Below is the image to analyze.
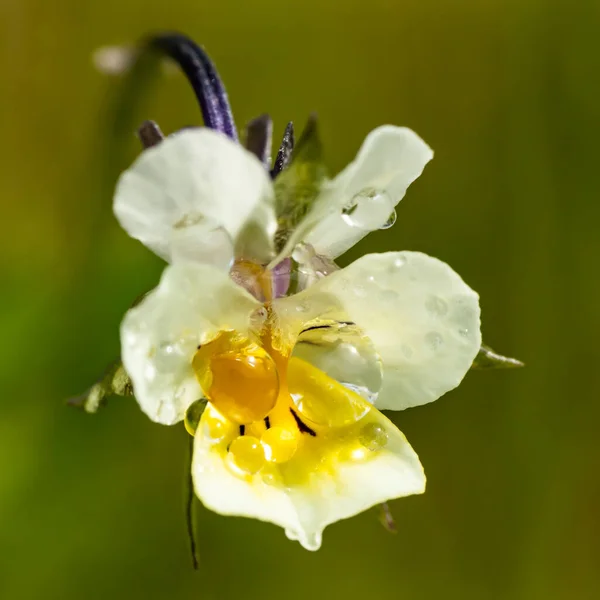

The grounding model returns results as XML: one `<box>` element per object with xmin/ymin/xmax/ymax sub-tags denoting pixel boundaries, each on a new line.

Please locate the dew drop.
<box><xmin>203</xmin><ymin>410</ymin><xmax>234</xmax><ymax>441</ymax></box>
<box><xmin>425</xmin><ymin>295</ymin><xmax>448</xmax><ymax>316</ymax></box>
<box><xmin>401</xmin><ymin>344</ymin><xmax>414</xmax><ymax>359</ymax></box>
<box><xmin>288</xmin><ymin>357</ymin><xmax>370</xmax><ymax>428</ymax></box>
<box><xmin>261</xmin><ymin>427</ymin><xmax>298</xmax><ymax>464</ymax></box>
<box><xmin>341</xmin><ymin>188</ymin><xmax>395</xmax><ymax>230</ymax></box>
<box><xmin>425</xmin><ymin>331</ymin><xmax>444</xmax><ymax>351</ymax></box>
<box><xmin>227</xmin><ymin>436</ymin><xmax>265</xmax><ymax>475</ymax></box>
<box><xmin>359</xmin><ymin>422</ymin><xmax>388</xmax><ymax>451</ymax></box>
<box><xmin>291</xmin><ymin>242</ymin><xmax>315</xmax><ymax>263</ymax></box>
<box><xmin>380</xmin><ymin>210</ymin><xmax>397</xmax><ymax>229</ymax></box>
<box><xmin>393</xmin><ymin>256</ymin><xmax>406</xmax><ymax>268</ymax></box>
<box><xmin>459</xmin><ymin>328</ymin><xmax>470</xmax><ymax>337</ymax></box>
<box><xmin>192</xmin><ymin>344</ymin><xmax>279</xmax><ymax>425</ymax></box>
<box><xmin>184</xmin><ymin>398</ymin><xmax>208</xmax><ymax>435</ymax></box>
<box><xmin>262</xmin><ymin>470</ymin><xmax>281</xmax><ymax>486</ymax></box>
<box><xmin>155</xmin><ymin>342</ymin><xmax>183</xmax><ymax>370</ymax></box>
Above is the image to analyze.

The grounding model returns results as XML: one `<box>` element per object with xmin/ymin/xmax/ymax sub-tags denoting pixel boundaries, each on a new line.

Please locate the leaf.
<box><xmin>67</xmin><ymin>360</ymin><xmax>133</xmax><ymax>413</ymax></box>
<box><xmin>273</xmin><ymin>115</ymin><xmax>328</xmax><ymax>251</ymax></box>
<box><xmin>471</xmin><ymin>344</ymin><xmax>525</xmax><ymax>370</ymax></box>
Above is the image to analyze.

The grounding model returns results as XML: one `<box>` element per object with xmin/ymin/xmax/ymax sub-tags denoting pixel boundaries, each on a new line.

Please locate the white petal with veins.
<box><xmin>273</xmin><ymin>251</ymin><xmax>481</xmax><ymax>411</ymax></box>
<box><xmin>277</xmin><ymin>126</ymin><xmax>433</xmax><ymax>261</ymax></box>
<box><xmin>120</xmin><ymin>263</ymin><xmax>262</xmax><ymax>425</ymax></box>
<box><xmin>193</xmin><ymin>403</ymin><xmax>424</xmax><ymax>550</ymax></box>
<box><xmin>114</xmin><ymin>128</ymin><xmax>277</xmax><ymax>268</ymax></box>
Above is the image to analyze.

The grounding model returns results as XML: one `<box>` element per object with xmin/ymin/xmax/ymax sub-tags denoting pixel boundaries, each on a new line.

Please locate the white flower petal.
<box><xmin>273</xmin><ymin>251</ymin><xmax>481</xmax><ymax>411</ymax></box>
<box><xmin>120</xmin><ymin>263</ymin><xmax>262</xmax><ymax>425</ymax></box>
<box><xmin>114</xmin><ymin>128</ymin><xmax>277</xmax><ymax>267</ymax></box>
<box><xmin>277</xmin><ymin>126</ymin><xmax>432</xmax><ymax>261</ymax></box>
<box><xmin>193</xmin><ymin>403</ymin><xmax>424</xmax><ymax>550</ymax></box>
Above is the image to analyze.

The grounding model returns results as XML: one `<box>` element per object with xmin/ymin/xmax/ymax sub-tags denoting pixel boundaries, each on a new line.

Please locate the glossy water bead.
<box><xmin>184</xmin><ymin>398</ymin><xmax>208</xmax><ymax>435</ymax></box>
<box><xmin>261</xmin><ymin>427</ymin><xmax>298</xmax><ymax>463</ymax></box>
<box><xmin>287</xmin><ymin>357</ymin><xmax>369</xmax><ymax>427</ymax></box>
<box><xmin>227</xmin><ymin>436</ymin><xmax>266</xmax><ymax>475</ymax></box>
<box><xmin>193</xmin><ymin>343</ymin><xmax>279</xmax><ymax>425</ymax></box>
<box><xmin>359</xmin><ymin>422</ymin><xmax>388</xmax><ymax>451</ymax></box>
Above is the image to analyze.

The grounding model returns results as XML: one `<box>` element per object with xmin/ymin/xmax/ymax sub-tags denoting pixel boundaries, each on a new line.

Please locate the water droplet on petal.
<box><xmin>425</xmin><ymin>295</ymin><xmax>448</xmax><ymax>316</ymax></box>
<box><xmin>393</xmin><ymin>256</ymin><xmax>406</xmax><ymax>269</ymax></box>
<box><xmin>288</xmin><ymin>357</ymin><xmax>370</xmax><ymax>427</ymax></box>
<box><xmin>341</xmin><ymin>188</ymin><xmax>395</xmax><ymax>230</ymax></box>
<box><xmin>291</xmin><ymin>242</ymin><xmax>315</xmax><ymax>263</ymax></box>
<box><xmin>154</xmin><ymin>342</ymin><xmax>184</xmax><ymax>370</ymax></box>
<box><xmin>292</xmin><ymin>324</ymin><xmax>383</xmax><ymax>404</ymax></box>
<box><xmin>227</xmin><ymin>436</ymin><xmax>265</xmax><ymax>475</ymax></box>
<box><xmin>203</xmin><ymin>410</ymin><xmax>235</xmax><ymax>441</ymax></box>
<box><xmin>380</xmin><ymin>210</ymin><xmax>397</xmax><ymax>229</ymax></box>
<box><xmin>262</xmin><ymin>470</ymin><xmax>281</xmax><ymax>486</ymax></box>
<box><xmin>184</xmin><ymin>398</ymin><xmax>208</xmax><ymax>435</ymax></box>
<box><xmin>425</xmin><ymin>331</ymin><xmax>444</xmax><ymax>351</ymax></box>
<box><xmin>401</xmin><ymin>344</ymin><xmax>414</xmax><ymax>359</ymax></box>
<box><xmin>295</xmin><ymin>302</ymin><xmax>309</xmax><ymax>313</ymax></box>
<box><xmin>192</xmin><ymin>343</ymin><xmax>279</xmax><ymax>425</ymax></box>
<box><xmin>261</xmin><ymin>427</ymin><xmax>298</xmax><ymax>463</ymax></box>
<box><xmin>359</xmin><ymin>422</ymin><xmax>388</xmax><ymax>451</ymax></box>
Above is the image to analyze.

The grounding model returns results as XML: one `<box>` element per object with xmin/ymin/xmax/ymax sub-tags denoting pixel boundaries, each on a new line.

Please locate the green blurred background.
<box><xmin>2</xmin><ymin>0</ymin><xmax>599</xmax><ymax>598</ymax></box>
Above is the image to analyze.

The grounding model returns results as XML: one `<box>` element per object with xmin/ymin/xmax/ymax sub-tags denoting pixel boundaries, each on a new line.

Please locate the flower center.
<box><xmin>190</xmin><ymin>325</ymin><xmax>387</xmax><ymax>478</ymax></box>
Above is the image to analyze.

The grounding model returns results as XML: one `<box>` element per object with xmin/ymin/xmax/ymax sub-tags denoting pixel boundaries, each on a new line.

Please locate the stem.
<box><xmin>146</xmin><ymin>32</ymin><xmax>238</xmax><ymax>140</ymax></box>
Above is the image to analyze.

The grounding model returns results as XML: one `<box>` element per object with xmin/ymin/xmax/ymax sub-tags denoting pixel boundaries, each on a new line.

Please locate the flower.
<box><xmin>116</xmin><ymin>124</ymin><xmax>481</xmax><ymax>550</ymax></box>
<box><xmin>96</xmin><ymin>32</ymin><xmax>483</xmax><ymax>552</ymax></box>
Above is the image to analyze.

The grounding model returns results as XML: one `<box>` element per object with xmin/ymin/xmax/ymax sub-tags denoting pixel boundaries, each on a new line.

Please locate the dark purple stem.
<box><xmin>146</xmin><ymin>33</ymin><xmax>238</xmax><ymax>141</ymax></box>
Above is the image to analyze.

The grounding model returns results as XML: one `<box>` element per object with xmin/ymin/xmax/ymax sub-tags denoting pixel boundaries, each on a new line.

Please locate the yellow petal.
<box><xmin>192</xmin><ymin>358</ymin><xmax>425</xmax><ymax>550</ymax></box>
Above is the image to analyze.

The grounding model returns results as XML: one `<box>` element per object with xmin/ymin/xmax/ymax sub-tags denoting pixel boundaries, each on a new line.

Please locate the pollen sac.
<box><xmin>192</xmin><ymin>336</ymin><xmax>279</xmax><ymax>425</ymax></box>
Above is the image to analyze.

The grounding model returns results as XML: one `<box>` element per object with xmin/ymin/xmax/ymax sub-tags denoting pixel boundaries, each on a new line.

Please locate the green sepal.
<box><xmin>471</xmin><ymin>344</ymin><xmax>524</xmax><ymax>370</ymax></box>
<box><xmin>68</xmin><ymin>360</ymin><xmax>133</xmax><ymax>413</ymax></box>
<box><xmin>274</xmin><ymin>115</ymin><xmax>328</xmax><ymax>251</ymax></box>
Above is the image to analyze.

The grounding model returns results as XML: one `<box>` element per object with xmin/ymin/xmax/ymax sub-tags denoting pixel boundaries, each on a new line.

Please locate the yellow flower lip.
<box><xmin>192</xmin><ymin>326</ymin><xmax>395</xmax><ymax>482</ymax></box>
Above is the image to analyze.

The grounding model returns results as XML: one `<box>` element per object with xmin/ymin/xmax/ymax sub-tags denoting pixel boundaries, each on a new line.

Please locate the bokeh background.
<box><xmin>2</xmin><ymin>0</ymin><xmax>599</xmax><ymax>598</ymax></box>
